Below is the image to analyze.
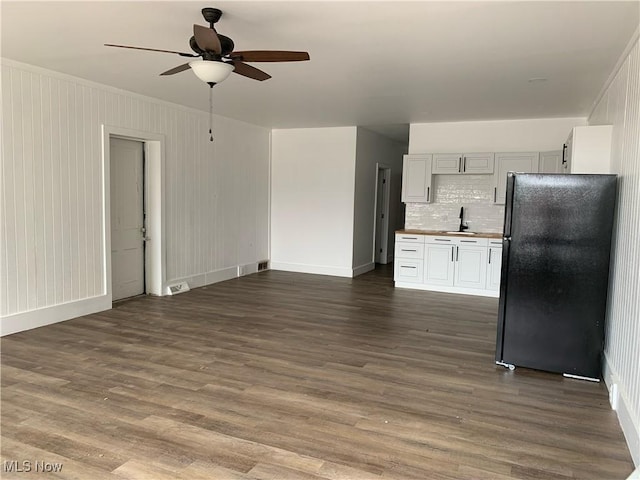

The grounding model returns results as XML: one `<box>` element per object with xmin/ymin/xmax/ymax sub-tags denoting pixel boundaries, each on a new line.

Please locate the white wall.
<box><xmin>353</xmin><ymin>128</ymin><xmax>407</xmax><ymax>272</ymax></box>
<box><xmin>589</xmin><ymin>35</ymin><xmax>640</xmax><ymax>467</ymax></box>
<box><xmin>0</xmin><ymin>59</ymin><xmax>270</xmax><ymax>335</ymax></box>
<box><xmin>270</xmin><ymin>127</ymin><xmax>357</xmax><ymax>277</ymax></box>
<box><xmin>406</xmin><ymin>117</ymin><xmax>587</xmax><ymax>232</ymax></box>
<box><xmin>409</xmin><ymin>117</ymin><xmax>587</xmax><ymax>153</ymax></box>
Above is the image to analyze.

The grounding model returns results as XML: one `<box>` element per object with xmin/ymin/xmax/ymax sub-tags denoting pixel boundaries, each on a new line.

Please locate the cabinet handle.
<box><xmin>458</xmin><ymin>157</ymin><xmax>462</xmax><ymax>173</ymax></box>
<box><xmin>460</xmin><ymin>240</ymin><xmax>476</xmax><ymax>243</ymax></box>
<box><xmin>401</xmin><ymin>249</ymin><xmax>417</xmax><ymax>252</ymax></box>
<box><xmin>427</xmin><ymin>186</ymin><xmax>430</xmax><ymax>202</ymax></box>
<box><xmin>402</xmin><ymin>236</ymin><xmax>418</xmax><ymax>240</ymax></box>
<box><xmin>435</xmin><ymin>238</ymin><xmax>451</xmax><ymax>242</ymax></box>
<box><xmin>463</xmin><ymin>157</ymin><xmax>467</xmax><ymax>172</ymax></box>
<box><xmin>456</xmin><ymin>246</ymin><xmax>459</xmax><ymax>262</ymax></box>
<box><xmin>402</xmin><ymin>265</ymin><xmax>417</xmax><ymax>269</ymax></box>
<box><xmin>451</xmin><ymin>246</ymin><xmax>455</xmax><ymax>261</ymax></box>
<box><xmin>488</xmin><ymin>248</ymin><xmax>492</xmax><ymax>264</ymax></box>
<box><xmin>494</xmin><ymin>187</ymin><xmax>497</xmax><ymax>202</ymax></box>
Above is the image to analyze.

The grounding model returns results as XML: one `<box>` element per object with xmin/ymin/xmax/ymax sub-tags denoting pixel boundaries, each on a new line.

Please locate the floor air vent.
<box><xmin>258</xmin><ymin>261</ymin><xmax>269</xmax><ymax>271</ymax></box>
<box><xmin>165</xmin><ymin>282</ymin><xmax>190</xmax><ymax>295</ymax></box>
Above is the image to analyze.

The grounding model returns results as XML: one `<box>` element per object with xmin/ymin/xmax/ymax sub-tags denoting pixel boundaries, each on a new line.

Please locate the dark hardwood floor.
<box><xmin>1</xmin><ymin>265</ymin><xmax>634</xmax><ymax>479</ymax></box>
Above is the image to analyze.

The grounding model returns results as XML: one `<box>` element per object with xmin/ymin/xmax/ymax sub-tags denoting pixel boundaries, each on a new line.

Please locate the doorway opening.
<box><xmin>102</xmin><ymin>126</ymin><xmax>165</xmax><ymax>303</ymax></box>
<box><xmin>374</xmin><ymin>165</ymin><xmax>391</xmax><ymax>264</ymax></box>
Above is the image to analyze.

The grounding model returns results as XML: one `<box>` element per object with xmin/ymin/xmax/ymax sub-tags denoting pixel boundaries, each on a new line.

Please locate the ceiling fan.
<box><xmin>105</xmin><ymin>7</ymin><xmax>310</xmax><ymax>85</ymax></box>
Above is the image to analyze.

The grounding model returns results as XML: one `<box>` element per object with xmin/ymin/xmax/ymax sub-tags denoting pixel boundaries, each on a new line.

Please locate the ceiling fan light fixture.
<box><xmin>189</xmin><ymin>60</ymin><xmax>234</xmax><ymax>85</ymax></box>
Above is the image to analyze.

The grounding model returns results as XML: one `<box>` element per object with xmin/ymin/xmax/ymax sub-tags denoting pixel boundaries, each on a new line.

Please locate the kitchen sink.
<box><xmin>444</xmin><ymin>231</ymin><xmax>477</xmax><ymax>235</ymax></box>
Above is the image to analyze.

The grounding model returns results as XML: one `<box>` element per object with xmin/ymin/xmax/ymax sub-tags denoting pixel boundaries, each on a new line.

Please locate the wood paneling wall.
<box><xmin>589</xmin><ymin>36</ymin><xmax>640</xmax><ymax>465</ymax></box>
<box><xmin>1</xmin><ymin>59</ymin><xmax>270</xmax><ymax>319</ymax></box>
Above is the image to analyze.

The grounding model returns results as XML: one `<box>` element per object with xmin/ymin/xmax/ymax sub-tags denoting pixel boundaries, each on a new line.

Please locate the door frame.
<box><xmin>373</xmin><ymin>164</ymin><xmax>392</xmax><ymax>264</ymax></box>
<box><xmin>102</xmin><ymin>125</ymin><xmax>166</xmax><ymax>299</ymax></box>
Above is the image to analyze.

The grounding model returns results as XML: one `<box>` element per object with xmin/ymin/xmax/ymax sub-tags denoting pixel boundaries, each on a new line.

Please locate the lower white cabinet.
<box><xmin>424</xmin><ymin>243</ymin><xmax>455</xmax><ymax>286</ymax></box>
<box><xmin>486</xmin><ymin>240</ymin><xmax>503</xmax><ymax>292</ymax></box>
<box><xmin>394</xmin><ymin>233</ymin><xmax>499</xmax><ymax>298</ymax></box>
<box><xmin>394</xmin><ymin>242</ymin><xmax>425</xmax><ymax>283</ymax></box>
<box><xmin>454</xmin><ymin>241</ymin><xmax>488</xmax><ymax>290</ymax></box>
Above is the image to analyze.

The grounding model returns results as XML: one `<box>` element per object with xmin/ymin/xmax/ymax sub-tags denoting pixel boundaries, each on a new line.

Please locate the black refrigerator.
<box><xmin>495</xmin><ymin>173</ymin><xmax>617</xmax><ymax>380</ymax></box>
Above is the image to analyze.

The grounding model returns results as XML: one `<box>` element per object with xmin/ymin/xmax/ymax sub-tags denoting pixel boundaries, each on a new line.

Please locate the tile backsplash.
<box><xmin>405</xmin><ymin>174</ymin><xmax>505</xmax><ymax>233</ymax></box>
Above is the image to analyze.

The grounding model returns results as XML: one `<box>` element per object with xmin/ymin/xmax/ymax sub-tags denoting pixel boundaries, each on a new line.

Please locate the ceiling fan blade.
<box><xmin>104</xmin><ymin>44</ymin><xmax>196</xmax><ymax>57</ymax></box>
<box><xmin>229</xmin><ymin>51</ymin><xmax>310</xmax><ymax>62</ymax></box>
<box><xmin>160</xmin><ymin>63</ymin><xmax>192</xmax><ymax>76</ymax></box>
<box><xmin>193</xmin><ymin>24</ymin><xmax>222</xmax><ymax>54</ymax></box>
<box><xmin>231</xmin><ymin>61</ymin><xmax>271</xmax><ymax>81</ymax></box>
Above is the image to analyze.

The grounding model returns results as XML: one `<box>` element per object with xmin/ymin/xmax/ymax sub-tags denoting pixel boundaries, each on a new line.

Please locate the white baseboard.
<box><xmin>2</xmin><ymin>262</ymin><xmax>266</xmax><ymax>337</ymax></box>
<box><xmin>270</xmin><ymin>262</ymin><xmax>353</xmax><ymax>278</ymax></box>
<box><xmin>167</xmin><ymin>264</ymin><xmax>260</xmax><ymax>290</ymax></box>
<box><xmin>1</xmin><ymin>295</ymin><xmax>112</xmax><ymax>336</ymax></box>
<box><xmin>238</xmin><ymin>262</ymin><xmax>259</xmax><ymax>276</ymax></box>
<box><xmin>352</xmin><ymin>262</ymin><xmax>375</xmax><ymax>277</ymax></box>
<box><xmin>603</xmin><ymin>353</ymin><xmax>640</xmax><ymax>467</ymax></box>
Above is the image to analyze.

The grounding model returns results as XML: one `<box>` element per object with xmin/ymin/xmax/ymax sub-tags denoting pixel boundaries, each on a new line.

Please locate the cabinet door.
<box><xmin>432</xmin><ymin>154</ymin><xmax>462</xmax><ymax>174</ymax></box>
<box><xmin>539</xmin><ymin>151</ymin><xmax>563</xmax><ymax>174</ymax></box>
<box><xmin>493</xmin><ymin>152</ymin><xmax>539</xmax><ymax>204</ymax></box>
<box><xmin>486</xmin><ymin>245</ymin><xmax>502</xmax><ymax>291</ymax></box>
<box><xmin>463</xmin><ymin>153</ymin><xmax>494</xmax><ymax>174</ymax></box>
<box><xmin>424</xmin><ymin>244</ymin><xmax>455</xmax><ymax>286</ymax></box>
<box><xmin>454</xmin><ymin>245</ymin><xmax>487</xmax><ymax>289</ymax></box>
<box><xmin>402</xmin><ymin>154</ymin><xmax>433</xmax><ymax>203</ymax></box>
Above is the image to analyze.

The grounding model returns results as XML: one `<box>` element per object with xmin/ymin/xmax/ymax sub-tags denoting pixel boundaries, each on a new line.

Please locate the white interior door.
<box><xmin>110</xmin><ymin>137</ymin><xmax>145</xmax><ymax>301</ymax></box>
<box><xmin>374</xmin><ymin>167</ymin><xmax>390</xmax><ymax>264</ymax></box>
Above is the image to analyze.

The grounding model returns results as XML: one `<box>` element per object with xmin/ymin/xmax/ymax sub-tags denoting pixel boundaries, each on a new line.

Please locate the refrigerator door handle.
<box><xmin>503</xmin><ymin>173</ymin><xmax>516</xmax><ymax>236</ymax></box>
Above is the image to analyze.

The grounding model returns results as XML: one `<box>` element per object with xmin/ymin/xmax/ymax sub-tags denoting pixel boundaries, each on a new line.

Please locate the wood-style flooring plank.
<box><xmin>1</xmin><ymin>266</ymin><xmax>634</xmax><ymax>479</ymax></box>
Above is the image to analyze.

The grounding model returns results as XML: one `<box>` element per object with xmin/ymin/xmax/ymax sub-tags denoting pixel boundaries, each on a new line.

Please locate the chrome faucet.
<box><xmin>459</xmin><ymin>207</ymin><xmax>469</xmax><ymax>232</ymax></box>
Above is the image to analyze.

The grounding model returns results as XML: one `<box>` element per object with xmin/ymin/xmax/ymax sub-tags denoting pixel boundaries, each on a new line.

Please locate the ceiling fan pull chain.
<box><xmin>209</xmin><ymin>85</ymin><xmax>214</xmax><ymax>142</ymax></box>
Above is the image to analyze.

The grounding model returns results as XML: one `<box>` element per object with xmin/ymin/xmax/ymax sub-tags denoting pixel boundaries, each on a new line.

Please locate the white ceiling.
<box><xmin>2</xmin><ymin>1</ymin><xmax>638</xmax><ymax>142</ymax></box>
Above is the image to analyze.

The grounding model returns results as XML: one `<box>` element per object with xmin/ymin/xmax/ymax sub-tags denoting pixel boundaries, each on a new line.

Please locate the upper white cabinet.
<box><xmin>432</xmin><ymin>153</ymin><xmax>494</xmax><ymax>175</ymax></box>
<box><xmin>564</xmin><ymin>126</ymin><xmax>613</xmax><ymax>174</ymax></box>
<box><xmin>401</xmin><ymin>154</ymin><xmax>433</xmax><ymax>203</ymax></box>
<box><xmin>432</xmin><ymin>154</ymin><xmax>462</xmax><ymax>174</ymax></box>
<box><xmin>539</xmin><ymin>150</ymin><xmax>565</xmax><ymax>174</ymax></box>
<box><xmin>463</xmin><ymin>153</ymin><xmax>495</xmax><ymax>174</ymax></box>
<box><xmin>493</xmin><ymin>152</ymin><xmax>539</xmax><ymax>204</ymax></box>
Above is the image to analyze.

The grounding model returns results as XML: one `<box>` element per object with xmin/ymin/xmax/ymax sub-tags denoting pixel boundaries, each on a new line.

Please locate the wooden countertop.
<box><xmin>396</xmin><ymin>229</ymin><xmax>503</xmax><ymax>239</ymax></box>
